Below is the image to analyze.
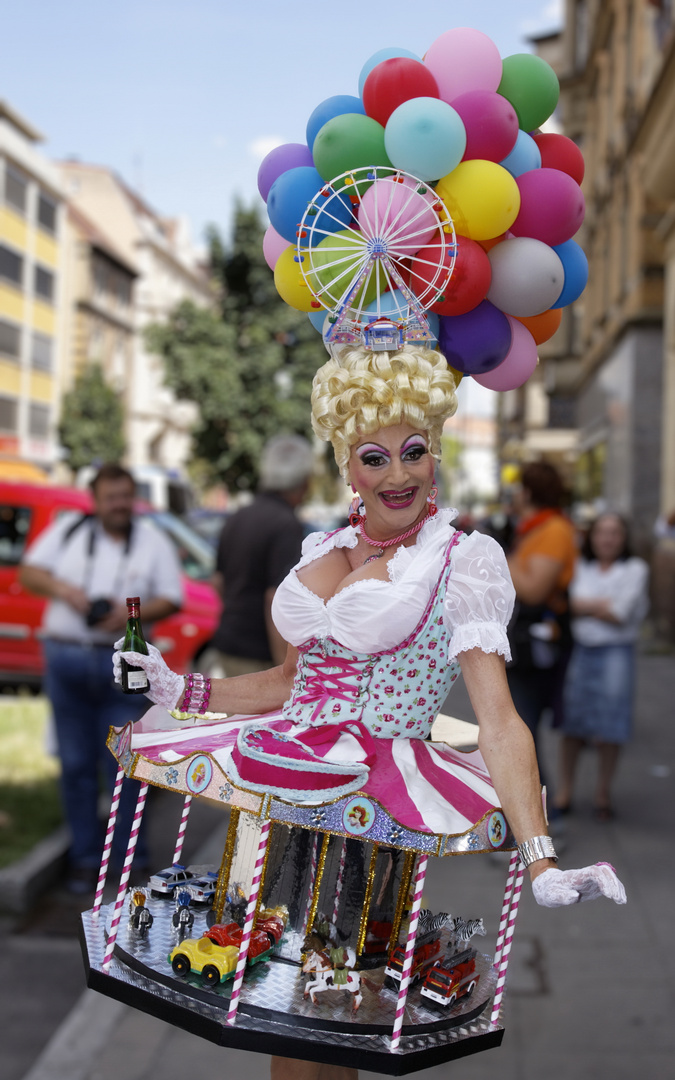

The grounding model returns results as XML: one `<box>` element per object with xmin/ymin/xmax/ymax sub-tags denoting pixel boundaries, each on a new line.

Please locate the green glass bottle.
<box><xmin>121</xmin><ymin>596</ymin><xmax>149</xmax><ymax>694</ymax></box>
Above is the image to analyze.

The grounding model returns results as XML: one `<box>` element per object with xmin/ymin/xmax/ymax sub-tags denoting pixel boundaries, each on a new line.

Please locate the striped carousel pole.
<box><xmin>93</xmin><ymin>766</ymin><xmax>125</xmax><ymax>918</ymax></box>
<box><xmin>490</xmin><ymin>851</ymin><xmax>525</xmax><ymax>1027</ymax></box>
<box><xmin>390</xmin><ymin>853</ymin><xmax>428</xmax><ymax>1052</ymax></box>
<box><xmin>301</xmin><ymin>832</ymin><xmax>320</xmax><ymax>936</ymax></box>
<box><xmin>102</xmin><ymin>782</ymin><xmax>149</xmax><ymax>971</ymax></box>
<box><xmin>226</xmin><ymin>818</ymin><xmax>272</xmax><ymax>1026</ymax></box>
<box><xmin>331</xmin><ymin>837</ymin><xmax>347</xmax><ymax>927</ymax></box>
<box><xmin>172</xmin><ymin>795</ymin><xmax>193</xmax><ymax>865</ymax></box>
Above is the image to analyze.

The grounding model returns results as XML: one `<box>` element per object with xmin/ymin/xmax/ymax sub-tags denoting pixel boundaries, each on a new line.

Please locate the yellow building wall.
<box><xmin>0</xmin><ymin>359</ymin><xmax>22</xmax><ymax>395</ymax></box>
<box><xmin>32</xmin><ymin>300</ymin><xmax>55</xmax><ymax>335</ymax></box>
<box><xmin>0</xmin><ymin>206</ymin><xmax>28</xmax><ymax>250</ymax></box>
<box><xmin>29</xmin><ymin>371</ymin><xmax>53</xmax><ymax>403</ymax></box>
<box><xmin>0</xmin><ymin>283</ymin><xmax>24</xmax><ymax>322</ymax></box>
<box><xmin>35</xmin><ymin>230</ymin><xmax>58</xmax><ymax>267</ymax></box>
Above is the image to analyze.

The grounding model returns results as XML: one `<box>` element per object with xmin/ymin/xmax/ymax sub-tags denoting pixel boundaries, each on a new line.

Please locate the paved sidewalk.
<box><xmin>9</xmin><ymin>654</ymin><xmax>675</xmax><ymax>1080</ymax></box>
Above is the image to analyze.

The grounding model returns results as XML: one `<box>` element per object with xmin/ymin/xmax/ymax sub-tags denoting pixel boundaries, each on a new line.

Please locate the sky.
<box><xmin>3</xmin><ymin>0</ymin><xmax>563</xmax><ymax>247</ymax></box>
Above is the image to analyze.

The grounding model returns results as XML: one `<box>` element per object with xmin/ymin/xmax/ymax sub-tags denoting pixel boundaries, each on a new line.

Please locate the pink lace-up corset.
<box><xmin>282</xmin><ymin>534</ymin><xmax>462</xmax><ymax>739</ymax></box>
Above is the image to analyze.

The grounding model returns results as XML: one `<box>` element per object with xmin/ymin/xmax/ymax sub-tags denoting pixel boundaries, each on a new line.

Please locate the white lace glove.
<box><xmin>113</xmin><ymin>640</ymin><xmax>185</xmax><ymax>710</ymax></box>
<box><xmin>532</xmin><ymin>863</ymin><xmax>627</xmax><ymax>908</ymax></box>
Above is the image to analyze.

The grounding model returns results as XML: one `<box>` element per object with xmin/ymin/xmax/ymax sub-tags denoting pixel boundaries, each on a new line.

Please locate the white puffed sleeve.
<box><xmin>444</xmin><ymin>532</ymin><xmax>515</xmax><ymax>662</ymax></box>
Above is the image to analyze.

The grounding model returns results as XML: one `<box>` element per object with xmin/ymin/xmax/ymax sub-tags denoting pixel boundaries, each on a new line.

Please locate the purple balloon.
<box><xmin>438</xmin><ymin>300</ymin><xmax>513</xmax><ymax>374</ymax></box>
<box><xmin>510</xmin><ymin>168</ymin><xmax>585</xmax><ymax>246</ymax></box>
<box><xmin>257</xmin><ymin>143</ymin><xmax>313</xmax><ymax>201</ymax></box>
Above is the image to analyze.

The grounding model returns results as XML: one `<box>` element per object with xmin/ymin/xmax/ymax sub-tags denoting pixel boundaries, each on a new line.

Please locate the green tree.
<box><xmin>146</xmin><ymin>202</ymin><xmax>326</xmax><ymax>491</ymax></box>
<box><xmin>58</xmin><ymin>363</ymin><xmax>125</xmax><ymax>470</ymax></box>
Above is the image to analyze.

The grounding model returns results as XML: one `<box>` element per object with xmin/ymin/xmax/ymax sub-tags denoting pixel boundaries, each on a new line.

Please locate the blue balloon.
<box><xmin>500</xmin><ymin>130</ymin><xmax>542</xmax><ymax>178</ymax></box>
<box><xmin>551</xmin><ymin>239</ymin><xmax>589</xmax><ymax>308</ymax></box>
<box><xmin>438</xmin><ymin>300</ymin><xmax>512</xmax><ymax>374</ymax></box>
<box><xmin>307</xmin><ymin>95</ymin><xmax>366</xmax><ymax>151</ymax></box>
<box><xmin>308</xmin><ymin>310</ymin><xmax>327</xmax><ymax>333</ymax></box>
<box><xmin>365</xmin><ymin>289</ymin><xmax>410</xmax><ymax>320</ymax></box>
<box><xmin>358</xmin><ymin>47</ymin><xmax>421</xmax><ymax>96</ymax></box>
<box><xmin>267</xmin><ymin>166</ymin><xmax>352</xmax><ymax>246</ymax></box>
<box><xmin>426</xmin><ymin>311</ymin><xmax>440</xmax><ymax>345</ymax></box>
<box><xmin>385</xmin><ymin>98</ymin><xmax>466</xmax><ymax>181</ymax></box>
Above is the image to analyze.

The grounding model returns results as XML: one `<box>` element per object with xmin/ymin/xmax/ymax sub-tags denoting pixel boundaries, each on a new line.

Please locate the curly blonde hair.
<box><xmin>311</xmin><ymin>345</ymin><xmax>459</xmax><ymax>478</ymax></box>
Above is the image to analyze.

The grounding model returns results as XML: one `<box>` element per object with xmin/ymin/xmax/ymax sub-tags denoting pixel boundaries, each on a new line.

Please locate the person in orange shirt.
<box><xmin>506</xmin><ymin>462</ymin><xmax>578</xmax><ymax>782</ymax></box>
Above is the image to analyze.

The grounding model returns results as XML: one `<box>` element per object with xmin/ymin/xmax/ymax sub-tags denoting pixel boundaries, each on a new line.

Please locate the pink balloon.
<box><xmin>424</xmin><ymin>28</ymin><xmax>502</xmax><ymax>104</ymax></box>
<box><xmin>451</xmin><ymin>90</ymin><xmax>519</xmax><ymax>163</ymax></box>
<box><xmin>357</xmin><ymin>176</ymin><xmax>438</xmax><ymax>258</ymax></box>
<box><xmin>263</xmin><ymin>225</ymin><xmax>290</xmax><ymax>270</ymax></box>
<box><xmin>473</xmin><ymin>317</ymin><xmax>538</xmax><ymax>390</ymax></box>
<box><xmin>510</xmin><ymin>169</ymin><xmax>585</xmax><ymax>247</ymax></box>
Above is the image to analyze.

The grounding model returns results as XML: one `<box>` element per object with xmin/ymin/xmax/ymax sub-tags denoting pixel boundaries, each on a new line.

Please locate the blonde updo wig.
<box><xmin>311</xmin><ymin>345</ymin><xmax>459</xmax><ymax>478</ymax></box>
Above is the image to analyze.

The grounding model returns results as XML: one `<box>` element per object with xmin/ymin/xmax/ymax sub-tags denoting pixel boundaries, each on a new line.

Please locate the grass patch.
<box><xmin>0</xmin><ymin>696</ymin><xmax>63</xmax><ymax>869</ymax></box>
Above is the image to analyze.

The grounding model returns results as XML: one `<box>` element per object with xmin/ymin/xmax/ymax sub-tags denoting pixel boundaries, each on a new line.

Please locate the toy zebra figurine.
<box><xmin>417</xmin><ymin>910</ymin><xmax>453</xmax><ymax>939</ymax></box>
<box><xmin>452</xmin><ymin>917</ymin><xmax>486</xmax><ymax>944</ymax></box>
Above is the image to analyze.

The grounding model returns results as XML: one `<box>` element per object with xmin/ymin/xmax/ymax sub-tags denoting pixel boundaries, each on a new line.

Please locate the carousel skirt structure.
<box><xmin>81</xmin><ymin>712</ymin><xmax>527</xmax><ymax>1073</ymax></box>
<box><xmin>80</xmin><ymin>895</ymin><xmax>503</xmax><ymax>1074</ymax></box>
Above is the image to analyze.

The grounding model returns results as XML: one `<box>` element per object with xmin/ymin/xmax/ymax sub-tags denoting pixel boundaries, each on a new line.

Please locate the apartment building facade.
<box><xmin>0</xmin><ymin>101</ymin><xmax>64</xmax><ymax>474</ymax></box>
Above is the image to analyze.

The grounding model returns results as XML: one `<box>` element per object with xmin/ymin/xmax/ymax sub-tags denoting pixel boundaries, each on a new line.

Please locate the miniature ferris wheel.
<box><xmin>297</xmin><ymin>166</ymin><xmax>457</xmax><ymax>348</ymax></box>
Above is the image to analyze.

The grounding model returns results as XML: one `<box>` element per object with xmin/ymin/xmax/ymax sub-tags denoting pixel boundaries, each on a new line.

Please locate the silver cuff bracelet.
<box><xmin>517</xmin><ymin>835</ymin><xmax>558</xmax><ymax>867</ymax></box>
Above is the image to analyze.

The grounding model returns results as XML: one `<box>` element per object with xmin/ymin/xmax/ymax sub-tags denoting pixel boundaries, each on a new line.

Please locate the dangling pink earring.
<box><xmin>427</xmin><ymin>485</ymin><xmax>438</xmax><ymax>517</ymax></box>
<box><xmin>349</xmin><ymin>496</ymin><xmax>363</xmax><ymax>528</ymax></box>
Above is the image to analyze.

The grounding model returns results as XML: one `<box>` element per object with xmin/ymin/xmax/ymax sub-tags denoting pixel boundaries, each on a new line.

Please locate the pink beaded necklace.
<box><xmin>358</xmin><ymin>510</ymin><xmax>432</xmax><ymax>563</ymax></box>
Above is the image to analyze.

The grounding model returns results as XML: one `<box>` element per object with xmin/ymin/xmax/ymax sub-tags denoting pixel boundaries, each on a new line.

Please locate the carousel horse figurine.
<box><xmin>302</xmin><ymin>920</ymin><xmax>362</xmax><ymax>1012</ymax></box>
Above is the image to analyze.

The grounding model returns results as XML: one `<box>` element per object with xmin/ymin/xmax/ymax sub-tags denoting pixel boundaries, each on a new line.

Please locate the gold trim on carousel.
<box><xmin>356</xmin><ymin>843</ymin><xmax>380</xmax><ymax>957</ymax></box>
<box><xmin>388</xmin><ymin>849</ymin><xmax>415</xmax><ymax>953</ymax></box>
<box><xmin>213</xmin><ymin>807</ymin><xmax>240</xmax><ymax>922</ymax></box>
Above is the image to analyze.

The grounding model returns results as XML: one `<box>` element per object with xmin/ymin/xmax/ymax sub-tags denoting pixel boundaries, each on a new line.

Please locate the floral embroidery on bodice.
<box><xmin>282</xmin><ymin>534</ymin><xmax>462</xmax><ymax>738</ymax></box>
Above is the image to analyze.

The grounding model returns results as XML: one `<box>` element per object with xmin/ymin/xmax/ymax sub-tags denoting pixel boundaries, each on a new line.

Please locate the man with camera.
<box><xmin>20</xmin><ymin>463</ymin><xmax>182</xmax><ymax>893</ymax></box>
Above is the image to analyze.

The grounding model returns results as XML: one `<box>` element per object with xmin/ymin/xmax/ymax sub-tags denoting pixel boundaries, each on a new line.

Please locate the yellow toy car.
<box><xmin>169</xmin><ymin>936</ymin><xmax>239</xmax><ymax>986</ymax></box>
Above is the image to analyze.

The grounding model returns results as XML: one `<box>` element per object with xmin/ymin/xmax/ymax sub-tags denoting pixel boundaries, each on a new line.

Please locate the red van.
<box><xmin>0</xmin><ymin>480</ymin><xmax>221</xmax><ymax>688</ymax></box>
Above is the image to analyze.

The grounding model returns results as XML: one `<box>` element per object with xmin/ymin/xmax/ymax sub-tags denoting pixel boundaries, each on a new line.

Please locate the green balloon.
<box><xmin>307</xmin><ymin>230</ymin><xmax>381</xmax><ymax>307</ymax></box>
<box><xmin>313</xmin><ymin>113</ymin><xmax>392</xmax><ymax>185</ymax></box>
<box><xmin>498</xmin><ymin>53</ymin><xmax>560</xmax><ymax>132</ymax></box>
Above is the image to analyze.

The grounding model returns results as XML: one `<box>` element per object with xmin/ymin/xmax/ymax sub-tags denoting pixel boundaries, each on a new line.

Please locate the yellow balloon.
<box><xmin>274</xmin><ymin>245</ymin><xmax>316</xmax><ymax>312</ymax></box>
<box><xmin>436</xmin><ymin>161</ymin><xmax>521</xmax><ymax>242</ymax></box>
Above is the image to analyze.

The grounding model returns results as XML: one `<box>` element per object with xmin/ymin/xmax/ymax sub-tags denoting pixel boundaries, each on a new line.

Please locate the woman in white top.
<box><xmin>555</xmin><ymin>513</ymin><xmax>649</xmax><ymax>820</ymax></box>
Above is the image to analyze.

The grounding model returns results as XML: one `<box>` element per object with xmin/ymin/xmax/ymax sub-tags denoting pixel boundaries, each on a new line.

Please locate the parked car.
<box><xmin>0</xmin><ymin>480</ymin><xmax>221</xmax><ymax>689</ymax></box>
<box><xmin>186</xmin><ymin>871</ymin><xmax>219</xmax><ymax>906</ymax></box>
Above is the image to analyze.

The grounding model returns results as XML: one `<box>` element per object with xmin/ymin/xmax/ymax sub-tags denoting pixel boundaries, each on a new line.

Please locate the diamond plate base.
<box><xmin>81</xmin><ymin>899</ymin><xmax>504</xmax><ymax>1075</ymax></box>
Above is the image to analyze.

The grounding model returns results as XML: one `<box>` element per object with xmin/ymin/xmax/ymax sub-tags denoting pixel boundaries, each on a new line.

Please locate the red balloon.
<box><xmin>532</xmin><ymin>133</ymin><xmax>585</xmax><ymax>185</ymax></box>
<box><xmin>451</xmin><ymin>90</ymin><xmax>519</xmax><ymax>163</ymax></box>
<box><xmin>363</xmin><ymin>57</ymin><xmax>440</xmax><ymax>127</ymax></box>
<box><xmin>410</xmin><ymin>234</ymin><xmax>491</xmax><ymax>316</ymax></box>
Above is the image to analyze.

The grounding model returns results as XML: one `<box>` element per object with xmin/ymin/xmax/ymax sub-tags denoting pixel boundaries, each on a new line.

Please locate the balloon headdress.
<box><xmin>261</xmin><ymin>26</ymin><xmax>588</xmax><ymax>394</ymax></box>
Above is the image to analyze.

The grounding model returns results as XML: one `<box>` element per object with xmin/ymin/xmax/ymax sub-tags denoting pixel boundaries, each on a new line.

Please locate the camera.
<box><xmin>86</xmin><ymin>598</ymin><xmax>113</xmax><ymax>627</ymax></box>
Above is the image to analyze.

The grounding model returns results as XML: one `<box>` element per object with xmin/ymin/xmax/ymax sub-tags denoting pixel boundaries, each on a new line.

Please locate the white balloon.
<box><xmin>487</xmin><ymin>237</ymin><xmax>564</xmax><ymax>317</ymax></box>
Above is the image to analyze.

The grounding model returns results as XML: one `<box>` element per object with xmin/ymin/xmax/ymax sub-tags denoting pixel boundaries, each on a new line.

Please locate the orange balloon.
<box><xmin>478</xmin><ymin>233</ymin><xmax>506</xmax><ymax>253</ymax></box>
<box><xmin>514</xmin><ymin>307</ymin><xmax>563</xmax><ymax>345</ymax></box>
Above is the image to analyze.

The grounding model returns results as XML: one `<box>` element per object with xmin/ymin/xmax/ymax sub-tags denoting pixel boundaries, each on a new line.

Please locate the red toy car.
<box><xmin>204</xmin><ymin>922</ymin><xmax>272</xmax><ymax>961</ymax></box>
<box><xmin>0</xmin><ymin>480</ymin><xmax>220</xmax><ymax>688</ymax></box>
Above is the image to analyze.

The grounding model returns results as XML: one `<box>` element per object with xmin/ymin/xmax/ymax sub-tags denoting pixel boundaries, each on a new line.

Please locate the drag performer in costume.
<box><xmin>114</xmin><ymin>343</ymin><xmax>625</xmax><ymax>1080</ymax></box>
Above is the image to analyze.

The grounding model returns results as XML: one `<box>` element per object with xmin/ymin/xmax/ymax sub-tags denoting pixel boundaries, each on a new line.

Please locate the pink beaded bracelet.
<box><xmin>182</xmin><ymin>673</ymin><xmax>211</xmax><ymax>714</ymax></box>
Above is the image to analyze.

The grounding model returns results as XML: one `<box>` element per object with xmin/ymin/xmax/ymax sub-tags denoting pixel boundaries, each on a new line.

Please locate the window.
<box><xmin>0</xmin><ymin>395</ymin><xmax>18</xmax><ymax>432</ymax></box>
<box><xmin>31</xmin><ymin>333</ymin><xmax>52</xmax><ymax>371</ymax></box>
<box><xmin>4</xmin><ymin>165</ymin><xmax>27</xmax><ymax>214</ymax></box>
<box><xmin>0</xmin><ymin>506</ymin><xmax>32</xmax><ymax>567</ymax></box>
<box><xmin>28</xmin><ymin>402</ymin><xmax>50</xmax><ymax>439</ymax></box>
<box><xmin>34</xmin><ymin>265</ymin><xmax>54</xmax><ymax>302</ymax></box>
<box><xmin>38</xmin><ymin>192</ymin><xmax>56</xmax><ymax>233</ymax></box>
<box><xmin>0</xmin><ymin>245</ymin><xmax>23</xmax><ymax>287</ymax></box>
<box><xmin>0</xmin><ymin>320</ymin><xmax>21</xmax><ymax>360</ymax></box>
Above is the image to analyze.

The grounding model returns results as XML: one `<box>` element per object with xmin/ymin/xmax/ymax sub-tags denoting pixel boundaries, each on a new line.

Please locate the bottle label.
<box><xmin>127</xmin><ymin>669</ymin><xmax>149</xmax><ymax>690</ymax></box>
